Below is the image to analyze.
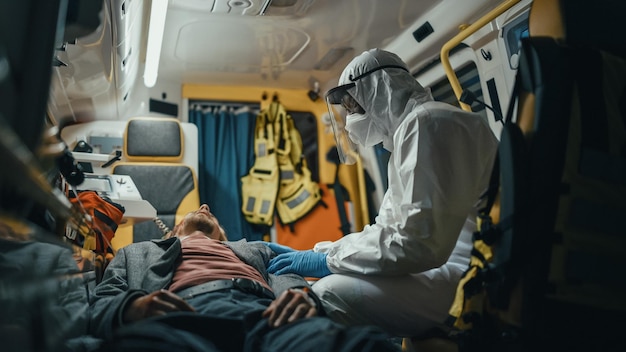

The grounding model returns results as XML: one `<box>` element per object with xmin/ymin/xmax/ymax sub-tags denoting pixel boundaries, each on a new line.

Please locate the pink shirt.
<box><xmin>168</xmin><ymin>234</ymin><xmax>271</xmax><ymax>292</ymax></box>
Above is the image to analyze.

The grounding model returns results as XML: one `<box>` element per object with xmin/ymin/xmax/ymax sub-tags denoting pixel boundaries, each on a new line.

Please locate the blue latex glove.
<box><xmin>267</xmin><ymin>250</ymin><xmax>332</xmax><ymax>278</ymax></box>
<box><xmin>263</xmin><ymin>242</ymin><xmax>297</xmax><ymax>255</ymax></box>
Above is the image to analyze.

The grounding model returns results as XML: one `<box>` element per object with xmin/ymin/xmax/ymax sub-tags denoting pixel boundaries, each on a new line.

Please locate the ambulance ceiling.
<box><xmin>55</xmin><ymin>0</ymin><xmax>509</xmax><ymax>107</ymax></box>
<box><xmin>157</xmin><ymin>0</ymin><xmax>513</xmax><ymax>91</ymax></box>
<box><xmin>159</xmin><ymin>0</ymin><xmax>444</xmax><ymax>89</ymax></box>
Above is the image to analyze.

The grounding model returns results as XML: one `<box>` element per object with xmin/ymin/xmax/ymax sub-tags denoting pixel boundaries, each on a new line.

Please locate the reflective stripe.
<box><xmin>286</xmin><ymin>189</ymin><xmax>310</xmax><ymax>209</ymax></box>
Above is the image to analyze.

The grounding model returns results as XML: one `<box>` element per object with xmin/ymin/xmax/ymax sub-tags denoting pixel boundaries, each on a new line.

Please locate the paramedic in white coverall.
<box><xmin>266</xmin><ymin>48</ymin><xmax>498</xmax><ymax>337</ymax></box>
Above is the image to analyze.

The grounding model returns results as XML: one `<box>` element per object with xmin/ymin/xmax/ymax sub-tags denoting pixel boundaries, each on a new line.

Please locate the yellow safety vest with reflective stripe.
<box><xmin>241</xmin><ymin>101</ymin><xmax>322</xmax><ymax>227</ymax></box>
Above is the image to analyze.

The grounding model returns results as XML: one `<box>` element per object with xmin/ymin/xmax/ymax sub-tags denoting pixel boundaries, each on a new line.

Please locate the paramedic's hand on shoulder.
<box><xmin>267</xmin><ymin>250</ymin><xmax>332</xmax><ymax>278</ymax></box>
<box><xmin>123</xmin><ymin>289</ymin><xmax>195</xmax><ymax>323</ymax></box>
<box><xmin>263</xmin><ymin>288</ymin><xmax>317</xmax><ymax>327</ymax></box>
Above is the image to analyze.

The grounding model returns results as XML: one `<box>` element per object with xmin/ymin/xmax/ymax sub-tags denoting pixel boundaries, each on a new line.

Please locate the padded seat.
<box><xmin>111</xmin><ymin>117</ymin><xmax>200</xmax><ymax>248</ymax></box>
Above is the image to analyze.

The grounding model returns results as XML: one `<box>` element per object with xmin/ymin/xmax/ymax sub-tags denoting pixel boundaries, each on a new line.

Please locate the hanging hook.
<box><xmin>272</xmin><ymin>93</ymin><xmax>279</xmax><ymax>102</ymax></box>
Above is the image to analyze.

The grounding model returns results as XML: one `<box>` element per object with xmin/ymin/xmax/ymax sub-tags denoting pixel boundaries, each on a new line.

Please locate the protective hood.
<box><xmin>338</xmin><ymin>48</ymin><xmax>434</xmax><ymax>151</ymax></box>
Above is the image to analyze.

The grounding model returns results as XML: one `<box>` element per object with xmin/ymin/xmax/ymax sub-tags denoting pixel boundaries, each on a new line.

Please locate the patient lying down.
<box><xmin>88</xmin><ymin>204</ymin><xmax>399</xmax><ymax>351</ymax></box>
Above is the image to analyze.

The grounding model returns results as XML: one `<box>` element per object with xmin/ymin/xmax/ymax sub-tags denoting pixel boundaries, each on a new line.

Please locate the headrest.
<box><xmin>529</xmin><ymin>0</ymin><xmax>626</xmax><ymax>58</ymax></box>
<box><xmin>528</xmin><ymin>0</ymin><xmax>564</xmax><ymax>40</ymax></box>
<box><xmin>124</xmin><ymin>117</ymin><xmax>183</xmax><ymax>162</ymax></box>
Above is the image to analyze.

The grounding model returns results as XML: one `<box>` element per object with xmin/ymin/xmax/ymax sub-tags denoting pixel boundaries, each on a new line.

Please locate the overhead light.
<box><xmin>144</xmin><ymin>0</ymin><xmax>169</xmax><ymax>88</ymax></box>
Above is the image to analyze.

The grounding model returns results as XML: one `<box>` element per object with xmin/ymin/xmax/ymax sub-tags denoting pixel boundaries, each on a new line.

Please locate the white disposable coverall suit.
<box><xmin>313</xmin><ymin>49</ymin><xmax>499</xmax><ymax>337</ymax></box>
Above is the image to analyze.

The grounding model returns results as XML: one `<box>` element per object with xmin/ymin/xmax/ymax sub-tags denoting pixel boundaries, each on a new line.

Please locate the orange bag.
<box><xmin>276</xmin><ymin>183</ymin><xmax>347</xmax><ymax>250</ymax></box>
<box><xmin>69</xmin><ymin>191</ymin><xmax>125</xmax><ymax>254</ymax></box>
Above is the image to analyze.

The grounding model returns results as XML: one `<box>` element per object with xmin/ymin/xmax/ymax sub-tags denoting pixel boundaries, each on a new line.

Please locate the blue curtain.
<box><xmin>189</xmin><ymin>105</ymin><xmax>265</xmax><ymax>241</ymax></box>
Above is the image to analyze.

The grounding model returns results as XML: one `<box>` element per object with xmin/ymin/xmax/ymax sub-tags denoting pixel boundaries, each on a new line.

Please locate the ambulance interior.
<box><xmin>2</xmin><ymin>0</ymin><xmax>625</xmax><ymax>351</ymax></box>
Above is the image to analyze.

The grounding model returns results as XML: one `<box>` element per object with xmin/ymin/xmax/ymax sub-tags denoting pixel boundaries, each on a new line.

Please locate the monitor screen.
<box><xmin>78</xmin><ymin>175</ymin><xmax>113</xmax><ymax>193</ymax></box>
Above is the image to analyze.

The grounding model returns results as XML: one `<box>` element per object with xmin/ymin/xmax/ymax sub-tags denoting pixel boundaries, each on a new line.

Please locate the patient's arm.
<box><xmin>123</xmin><ymin>289</ymin><xmax>195</xmax><ymax>323</ymax></box>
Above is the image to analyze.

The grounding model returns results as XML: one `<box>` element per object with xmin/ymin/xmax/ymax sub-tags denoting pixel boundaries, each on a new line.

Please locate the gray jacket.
<box><xmin>0</xmin><ymin>238</ymin><xmax>89</xmax><ymax>341</ymax></box>
<box><xmin>89</xmin><ymin>238</ymin><xmax>311</xmax><ymax>339</ymax></box>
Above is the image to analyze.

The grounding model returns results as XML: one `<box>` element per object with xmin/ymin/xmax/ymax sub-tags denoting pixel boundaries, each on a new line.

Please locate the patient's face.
<box><xmin>178</xmin><ymin>204</ymin><xmax>226</xmax><ymax>240</ymax></box>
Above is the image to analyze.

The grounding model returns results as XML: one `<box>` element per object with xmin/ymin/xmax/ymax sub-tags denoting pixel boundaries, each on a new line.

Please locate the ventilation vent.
<box><xmin>149</xmin><ymin>99</ymin><xmax>178</xmax><ymax>117</ymax></box>
<box><xmin>413</xmin><ymin>22</ymin><xmax>434</xmax><ymax>43</ymax></box>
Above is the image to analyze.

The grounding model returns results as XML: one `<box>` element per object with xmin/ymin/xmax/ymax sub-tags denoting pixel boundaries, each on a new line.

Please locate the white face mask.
<box><xmin>345</xmin><ymin>113</ymin><xmax>384</xmax><ymax>147</ymax></box>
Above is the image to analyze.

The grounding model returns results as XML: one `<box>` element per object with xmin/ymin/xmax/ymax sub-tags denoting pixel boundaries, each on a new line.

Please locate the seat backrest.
<box><xmin>509</xmin><ymin>1</ymin><xmax>626</xmax><ymax>348</ymax></box>
<box><xmin>111</xmin><ymin>117</ymin><xmax>200</xmax><ymax>247</ymax></box>
<box><xmin>447</xmin><ymin>0</ymin><xmax>626</xmax><ymax>350</ymax></box>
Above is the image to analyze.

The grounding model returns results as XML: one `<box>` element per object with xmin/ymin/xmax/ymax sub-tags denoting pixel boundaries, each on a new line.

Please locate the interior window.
<box><xmin>503</xmin><ymin>12</ymin><xmax>530</xmax><ymax>70</ymax></box>
<box><xmin>429</xmin><ymin>62</ymin><xmax>488</xmax><ymax>120</ymax></box>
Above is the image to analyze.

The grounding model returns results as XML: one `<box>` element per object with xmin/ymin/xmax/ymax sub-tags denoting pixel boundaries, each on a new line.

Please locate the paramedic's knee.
<box><xmin>312</xmin><ymin>274</ymin><xmax>368</xmax><ymax>326</ymax></box>
<box><xmin>312</xmin><ymin>274</ymin><xmax>356</xmax><ymax>304</ymax></box>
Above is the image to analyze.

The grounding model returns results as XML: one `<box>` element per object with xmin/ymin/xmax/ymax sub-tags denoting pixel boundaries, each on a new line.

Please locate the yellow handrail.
<box><xmin>440</xmin><ymin>0</ymin><xmax>522</xmax><ymax>111</ymax></box>
<box><xmin>355</xmin><ymin>154</ymin><xmax>369</xmax><ymax>227</ymax></box>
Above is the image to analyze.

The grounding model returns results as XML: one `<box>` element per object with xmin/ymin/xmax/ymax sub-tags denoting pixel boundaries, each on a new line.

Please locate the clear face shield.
<box><xmin>325</xmin><ymin>64</ymin><xmax>408</xmax><ymax>164</ymax></box>
<box><xmin>324</xmin><ymin>83</ymin><xmax>364</xmax><ymax>165</ymax></box>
